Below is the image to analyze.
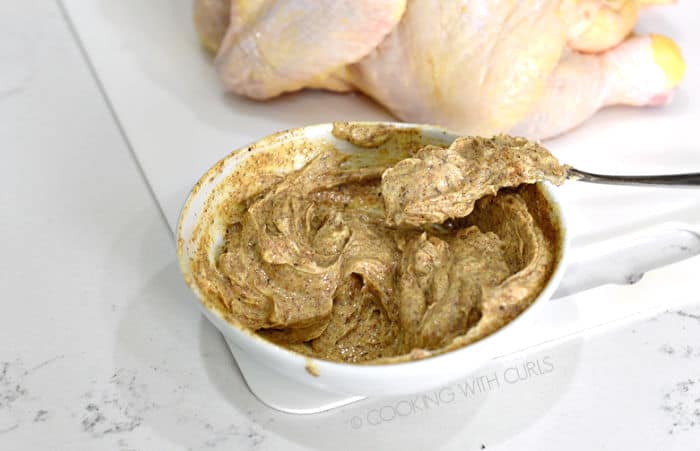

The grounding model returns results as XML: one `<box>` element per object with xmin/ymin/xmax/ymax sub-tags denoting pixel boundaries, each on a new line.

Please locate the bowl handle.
<box><xmin>552</xmin><ymin>223</ymin><xmax>700</xmax><ymax>299</ymax></box>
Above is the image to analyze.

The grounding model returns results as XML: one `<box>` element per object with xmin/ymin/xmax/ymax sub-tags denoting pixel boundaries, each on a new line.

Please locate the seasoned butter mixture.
<box><xmin>195</xmin><ymin>125</ymin><xmax>566</xmax><ymax>364</ymax></box>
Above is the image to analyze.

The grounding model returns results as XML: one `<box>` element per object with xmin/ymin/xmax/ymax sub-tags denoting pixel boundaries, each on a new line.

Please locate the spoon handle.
<box><xmin>567</xmin><ymin>167</ymin><xmax>700</xmax><ymax>187</ymax></box>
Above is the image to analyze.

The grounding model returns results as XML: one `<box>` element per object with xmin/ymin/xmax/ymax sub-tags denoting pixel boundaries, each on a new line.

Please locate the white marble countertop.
<box><xmin>1</xmin><ymin>2</ymin><xmax>699</xmax><ymax>450</ymax></box>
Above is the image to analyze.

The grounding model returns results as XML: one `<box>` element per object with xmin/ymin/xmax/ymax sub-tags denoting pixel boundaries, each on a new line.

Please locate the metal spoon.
<box><xmin>567</xmin><ymin>167</ymin><xmax>700</xmax><ymax>187</ymax></box>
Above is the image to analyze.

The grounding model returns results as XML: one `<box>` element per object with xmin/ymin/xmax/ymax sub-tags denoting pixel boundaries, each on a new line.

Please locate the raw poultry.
<box><xmin>194</xmin><ymin>0</ymin><xmax>685</xmax><ymax>139</ymax></box>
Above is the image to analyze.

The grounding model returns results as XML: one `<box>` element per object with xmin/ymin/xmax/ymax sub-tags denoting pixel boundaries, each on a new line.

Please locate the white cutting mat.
<box><xmin>61</xmin><ymin>0</ymin><xmax>700</xmax><ymax>366</ymax></box>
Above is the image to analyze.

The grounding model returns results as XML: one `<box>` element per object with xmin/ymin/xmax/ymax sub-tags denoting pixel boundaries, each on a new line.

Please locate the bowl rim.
<box><xmin>176</xmin><ymin>121</ymin><xmax>570</xmax><ymax>378</ymax></box>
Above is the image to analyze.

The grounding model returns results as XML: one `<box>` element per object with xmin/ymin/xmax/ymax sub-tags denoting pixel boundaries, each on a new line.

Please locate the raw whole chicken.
<box><xmin>194</xmin><ymin>0</ymin><xmax>685</xmax><ymax>139</ymax></box>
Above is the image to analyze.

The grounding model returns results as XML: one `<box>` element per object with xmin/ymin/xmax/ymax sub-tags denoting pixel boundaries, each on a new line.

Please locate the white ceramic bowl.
<box><xmin>177</xmin><ymin>122</ymin><xmax>700</xmax><ymax>399</ymax></box>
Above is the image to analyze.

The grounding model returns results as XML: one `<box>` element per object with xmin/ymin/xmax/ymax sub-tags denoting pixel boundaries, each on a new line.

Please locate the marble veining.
<box><xmin>675</xmin><ymin>310</ymin><xmax>700</xmax><ymax>323</ymax></box>
<box><xmin>661</xmin><ymin>378</ymin><xmax>700</xmax><ymax>435</ymax></box>
<box><xmin>0</xmin><ymin>356</ymin><xmax>66</xmax><ymax>435</ymax></box>
<box><xmin>79</xmin><ymin>369</ymin><xmax>148</xmax><ymax>437</ymax></box>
